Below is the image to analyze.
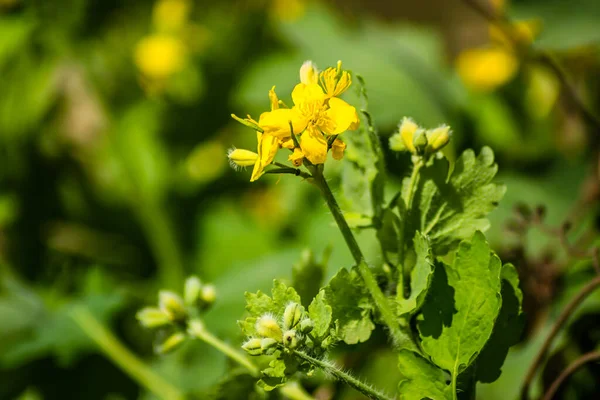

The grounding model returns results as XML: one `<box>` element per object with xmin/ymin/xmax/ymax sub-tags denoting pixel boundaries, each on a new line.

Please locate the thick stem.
<box><xmin>520</xmin><ymin>276</ymin><xmax>600</xmax><ymax>399</ymax></box>
<box><xmin>187</xmin><ymin>320</ymin><xmax>259</xmax><ymax>376</ymax></box>
<box><xmin>542</xmin><ymin>350</ymin><xmax>600</xmax><ymax>400</ymax></box>
<box><xmin>293</xmin><ymin>350</ymin><xmax>394</xmax><ymax>400</ymax></box>
<box><xmin>310</xmin><ymin>167</ymin><xmax>417</xmax><ymax>352</ymax></box>
<box><xmin>71</xmin><ymin>306</ymin><xmax>184</xmax><ymax>400</ymax></box>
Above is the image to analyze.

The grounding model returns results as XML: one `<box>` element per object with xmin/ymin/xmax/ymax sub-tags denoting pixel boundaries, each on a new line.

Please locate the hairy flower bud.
<box><xmin>136</xmin><ymin>307</ymin><xmax>171</xmax><ymax>328</ymax></box>
<box><xmin>200</xmin><ymin>284</ymin><xmax>216</xmax><ymax>307</ymax></box>
<box><xmin>425</xmin><ymin>125</ymin><xmax>451</xmax><ymax>153</ymax></box>
<box><xmin>283</xmin><ymin>329</ymin><xmax>299</xmax><ymax>349</ymax></box>
<box><xmin>242</xmin><ymin>338</ymin><xmax>263</xmax><ymax>356</ymax></box>
<box><xmin>255</xmin><ymin>315</ymin><xmax>283</xmax><ymax>342</ymax></box>
<box><xmin>283</xmin><ymin>302</ymin><xmax>303</xmax><ymax>330</ymax></box>
<box><xmin>300</xmin><ymin>61</ymin><xmax>319</xmax><ymax>85</ymax></box>
<box><xmin>412</xmin><ymin>129</ymin><xmax>428</xmax><ymax>154</ymax></box>
<box><xmin>228</xmin><ymin>148</ymin><xmax>258</xmax><ymax>168</ymax></box>
<box><xmin>184</xmin><ymin>276</ymin><xmax>203</xmax><ymax>306</ymax></box>
<box><xmin>156</xmin><ymin>332</ymin><xmax>186</xmax><ymax>354</ymax></box>
<box><xmin>159</xmin><ymin>290</ymin><xmax>187</xmax><ymax>322</ymax></box>
<box><xmin>261</xmin><ymin>337</ymin><xmax>279</xmax><ymax>355</ymax></box>
<box><xmin>299</xmin><ymin>318</ymin><xmax>314</xmax><ymax>334</ymax></box>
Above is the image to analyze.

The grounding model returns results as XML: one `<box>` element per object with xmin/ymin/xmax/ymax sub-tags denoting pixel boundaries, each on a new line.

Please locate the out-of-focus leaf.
<box><xmin>323</xmin><ymin>266</ymin><xmax>374</xmax><ymax>344</ymax></box>
<box><xmin>418</xmin><ymin>232</ymin><xmax>502</xmax><ymax>378</ymax></box>
<box><xmin>398</xmin><ymin>349</ymin><xmax>451</xmax><ymax>400</ymax></box>
<box><xmin>397</xmin><ymin>233</ymin><xmax>434</xmax><ymax>316</ymax></box>
<box><xmin>0</xmin><ymin>17</ymin><xmax>35</xmax><ymax>69</ymax></box>
<box><xmin>292</xmin><ymin>249</ymin><xmax>326</xmax><ymax>308</ymax></box>
<box><xmin>404</xmin><ymin>147</ymin><xmax>505</xmax><ymax>255</ymax></box>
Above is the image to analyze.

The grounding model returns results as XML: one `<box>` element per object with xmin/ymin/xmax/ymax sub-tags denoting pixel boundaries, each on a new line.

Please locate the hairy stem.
<box><xmin>293</xmin><ymin>350</ymin><xmax>394</xmax><ymax>400</ymax></box>
<box><xmin>310</xmin><ymin>166</ymin><xmax>417</xmax><ymax>351</ymax></box>
<box><xmin>71</xmin><ymin>306</ymin><xmax>185</xmax><ymax>400</ymax></box>
<box><xmin>520</xmin><ymin>276</ymin><xmax>600</xmax><ymax>399</ymax></box>
<box><xmin>188</xmin><ymin>320</ymin><xmax>259</xmax><ymax>376</ymax></box>
<box><xmin>542</xmin><ymin>350</ymin><xmax>600</xmax><ymax>400</ymax></box>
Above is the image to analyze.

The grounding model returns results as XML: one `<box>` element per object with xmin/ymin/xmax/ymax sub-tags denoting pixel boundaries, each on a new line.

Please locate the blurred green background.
<box><xmin>1</xmin><ymin>0</ymin><xmax>600</xmax><ymax>399</ymax></box>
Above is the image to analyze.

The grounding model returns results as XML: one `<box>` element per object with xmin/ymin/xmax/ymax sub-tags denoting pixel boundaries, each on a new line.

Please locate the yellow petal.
<box><xmin>259</xmin><ymin>108</ymin><xmax>307</xmax><ymax>138</ymax></box>
<box><xmin>299</xmin><ymin>61</ymin><xmax>319</xmax><ymax>85</ymax></box>
<box><xmin>331</xmin><ymin>138</ymin><xmax>346</xmax><ymax>160</ymax></box>
<box><xmin>291</xmin><ymin>83</ymin><xmax>325</xmax><ymax>106</ymax></box>
<box><xmin>280</xmin><ymin>137</ymin><xmax>295</xmax><ymax>149</ymax></box>
<box><xmin>269</xmin><ymin>86</ymin><xmax>279</xmax><ymax>110</ymax></box>
<box><xmin>250</xmin><ymin>132</ymin><xmax>279</xmax><ymax>182</ymax></box>
<box><xmin>300</xmin><ymin>127</ymin><xmax>328</xmax><ymax>164</ymax></box>
<box><xmin>322</xmin><ymin>97</ymin><xmax>357</xmax><ymax>135</ymax></box>
<box><xmin>348</xmin><ymin>109</ymin><xmax>360</xmax><ymax>131</ymax></box>
<box><xmin>288</xmin><ymin>148</ymin><xmax>304</xmax><ymax>166</ymax></box>
<box><xmin>456</xmin><ymin>47</ymin><xmax>518</xmax><ymax>92</ymax></box>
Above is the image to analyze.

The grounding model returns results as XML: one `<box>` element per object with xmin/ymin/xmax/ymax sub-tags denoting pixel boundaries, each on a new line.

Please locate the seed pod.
<box><xmin>242</xmin><ymin>338</ymin><xmax>263</xmax><ymax>356</ymax></box>
<box><xmin>283</xmin><ymin>330</ymin><xmax>299</xmax><ymax>349</ymax></box>
<box><xmin>255</xmin><ymin>315</ymin><xmax>283</xmax><ymax>342</ymax></box>
<box><xmin>159</xmin><ymin>290</ymin><xmax>187</xmax><ymax>322</ymax></box>
<box><xmin>299</xmin><ymin>318</ymin><xmax>314</xmax><ymax>334</ymax></box>
<box><xmin>283</xmin><ymin>302</ymin><xmax>303</xmax><ymax>330</ymax></box>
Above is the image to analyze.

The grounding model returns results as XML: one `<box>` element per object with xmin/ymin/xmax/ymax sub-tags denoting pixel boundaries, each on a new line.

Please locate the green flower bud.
<box><xmin>299</xmin><ymin>318</ymin><xmax>314</xmax><ymax>334</ymax></box>
<box><xmin>261</xmin><ymin>337</ymin><xmax>279</xmax><ymax>355</ymax></box>
<box><xmin>255</xmin><ymin>315</ymin><xmax>283</xmax><ymax>342</ymax></box>
<box><xmin>425</xmin><ymin>125</ymin><xmax>451</xmax><ymax>153</ymax></box>
<box><xmin>159</xmin><ymin>290</ymin><xmax>187</xmax><ymax>322</ymax></box>
<box><xmin>200</xmin><ymin>284</ymin><xmax>216</xmax><ymax>306</ymax></box>
<box><xmin>283</xmin><ymin>302</ymin><xmax>303</xmax><ymax>330</ymax></box>
<box><xmin>184</xmin><ymin>276</ymin><xmax>203</xmax><ymax>306</ymax></box>
<box><xmin>412</xmin><ymin>129</ymin><xmax>428</xmax><ymax>154</ymax></box>
<box><xmin>136</xmin><ymin>307</ymin><xmax>171</xmax><ymax>328</ymax></box>
<box><xmin>283</xmin><ymin>330</ymin><xmax>299</xmax><ymax>349</ymax></box>
<box><xmin>242</xmin><ymin>338</ymin><xmax>263</xmax><ymax>356</ymax></box>
<box><xmin>156</xmin><ymin>332</ymin><xmax>186</xmax><ymax>354</ymax></box>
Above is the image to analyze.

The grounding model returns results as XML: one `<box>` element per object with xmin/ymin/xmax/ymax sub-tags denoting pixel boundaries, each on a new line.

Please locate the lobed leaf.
<box><xmin>397</xmin><ymin>232</ymin><xmax>435</xmax><ymax>315</ymax></box>
<box><xmin>398</xmin><ymin>349</ymin><xmax>452</xmax><ymax>400</ymax></box>
<box><xmin>308</xmin><ymin>290</ymin><xmax>333</xmax><ymax>339</ymax></box>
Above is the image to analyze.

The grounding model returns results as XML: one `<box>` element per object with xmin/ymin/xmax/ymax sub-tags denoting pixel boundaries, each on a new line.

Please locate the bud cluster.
<box><xmin>389</xmin><ymin>117</ymin><xmax>451</xmax><ymax>158</ymax></box>
<box><xmin>136</xmin><ymin>276</ymin><xmax>217</xmax><ymax>354</ymax></box>
<box><xmin>242</xmin><ymin>302</ymin><xmax>315</xmax><ymax>356</ymax></box>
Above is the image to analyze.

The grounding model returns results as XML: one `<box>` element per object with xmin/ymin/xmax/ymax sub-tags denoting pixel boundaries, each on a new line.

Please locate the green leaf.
<box><xmin>308</xmin><ymin>290</ymin><xmax>333</xmax><ymax>339</ymax></box>
<box><xmin>257</xmin><ymin>358</ymin><xmax>288</xmax><ymax>391</ymax></box>
<box><xmin>398</xmin><ymin>349</ymin><xmax>451</xmax><ymax>400</ymax></box>
<box><xmin>397</xmin><ymin>233</ymin><xmax>434</xmax><ymax>315</ymax></box>
<box><xmin>292</xmin><ymin>249</ymin><xmax>326</xmax><ymax>308</ymax></box>
<box><xmin>376</xmin><ymin>208</ymin><xmax>401</xmax><ymax>258</ymax></box>
<box><xmin>475</xmin><ymin>263</ymin><xmax>524</xmax><ymax>383</ymax></box>
<box><xmin>418</xmin><ymin>232</ymin><xmax>502</xmax><ymax>378</ymax></box>
<box><xmin>404</xmin><ymin>147</ymin><xmax>505</xmax><ymax>255</ymax></box>
<box><xmin>240</xmin><ymin>280</ymin><xmax>301</xmax><ymax>337</ymax></box>
<box><xmin>323</xmin><ymin>267</ymin><xmax>375</xmax><ymax>344</ymax></box>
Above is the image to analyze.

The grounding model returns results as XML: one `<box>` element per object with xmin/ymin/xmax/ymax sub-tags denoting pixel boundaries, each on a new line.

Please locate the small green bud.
<box><xmin>261</xmin><ymin>337</ymin><xmax>279</xmax><ymax>355</ymax></box>
<box><xmin>425</xmin><ymin>125</ymin><xmax>451</xmax><ymax>153</ymax></box>
<box><xmin>184</xmin><ymin>276</ymin><xmax>203</xmax><ymax>306</ymax></box>
<box><xmin>283</xmin><ymin>329</ymin><xmax>299</xmax><ymax>349</ymax></box>
<box><xmin>255</xmin><ymin>315</ymin><xmax>283</xmax><ymax>341</ymax></box>
<box><xmin>299</xmin><ymin>318</ymin><xmax>314</xmax><ymax>334</ymax></box>
<box><xmin>283</xmin><ymin>302</ymin><xmax>303</xmax><ymax>330</ymax></box>
<box><xmin>412</xmin><ymin>129</ymin><xmax>428</xmax><ymax>153</ymax></box>
<box><xmin>242</xmin><ymin>338</ymin><xmax>263</xmax><ymax>356</ymax></box>
<box><xmin>136</xmin><ymin>307</ymin><xmax>171</xmax><ymax>328</ymax></box>
<box><xmin>200</xmin><ymin>284</ymin><xmax>216</xmax><ymax>306</ymax></box>
<box><xmin>156</xmin><ymin>332</ymin><xmax>186</xmax><ymax>354</ymax></box>
<box><xmin>388</xmin><ymin>132</ymin><xmax>406</xmax><ymax>152</ymax></box>
<box><xmin>159</xmin><ymin>290</ymin><xmax>187</xmax><ymax>322</ymax></box>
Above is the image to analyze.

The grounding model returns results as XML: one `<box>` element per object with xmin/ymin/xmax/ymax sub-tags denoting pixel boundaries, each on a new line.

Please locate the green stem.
<box><xmin>71</xmin><ymin>306</ymin><xmax>184</xmax><ymax>400</ymax></box>
<box><xmin>136</xmin><ymin>201</ymin><xmax>185</xmax><ymax>290</ymax></box>
<box><xmin>293</xmin><ymin>350</ymin><xmax>394</xmax><ymax>400</ymax></box>
<box><xmin>397</xmin><ymin>159</ymin><xmax>423</xmax><ymax>297</ymax></box>
<box><xmin>187</xmin><ymin>320</ymin><xmax>259</xmax><ymax>376</ymax></box>
<box><xmin>310</xmin><ymin>166</ymin><xmax>417</xmax><ymax>351</ymax></box>
<box><xmin>451</xmin><ymin>372</ymin><xmax>458</xmax><ymax>400</ymax></box>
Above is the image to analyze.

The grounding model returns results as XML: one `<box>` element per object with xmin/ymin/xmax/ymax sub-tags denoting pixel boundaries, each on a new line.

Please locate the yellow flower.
<box><xmin>153</xmin><ymin>0</ymin><xmax>191</xmax><ymax>33</ymax></box>
<box><xmin>456</xmin><ymin>47</ymin><xmax>518</xmax><ymax>92</ymax></box>
<box><xmin>134</xmin><ymin>34</ymin><xmax>186</xmax><ymax>79</ymax></box>
<box><xmin>319</xmin><ymin>60</ymin><xmax>351</xmax><ymax>98</ymax></box>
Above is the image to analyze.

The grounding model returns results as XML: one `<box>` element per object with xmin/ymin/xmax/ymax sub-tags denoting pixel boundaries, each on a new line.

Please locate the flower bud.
<box><xmin>255</xmin><ymin>315</ymin><xmax>283</xmax><ymax>342</ymax></box>
<box><xmin>300</xmin><ymin>61</ymin><xmax>319</xmax><ymax>85</ymax></box>
<box><xmin>159</xmin><ymin>290</ymin><xmax>187</xmax><ymax>322</ymax></box>
<box><xmin>283</xmin><ymin>302</ymin><xmax>303</xmax><ymax>330</ymax></box>
<box><xmin>331</xmin><ymin>138</ymin><xmax>346</xmax><ymax>160</ymax></box>
<box><xmin>136</xmin><ymin>307</ymin><xmax>171</xmax><ymax>328</ymax></box>
<box><xmin>242</xmin><ymin>338</ymin><xmax>263</xmax><ymax>356</ymax></box>
<box><xmin>412</xmin><ymin>129</ymin><xmax>428</xmax><ymax>154</ymax></box>
<box><xmin>299</xmin><ymin>318</ymin><xmax>314</xmax><ymax>334</ymax></box>
<box><xmin>200</xmin><ymin>284</ymin><xmax>216</xmax><ymax>307</ymax></box>
<box><xmin>425</xmin><ymin>125</ymin><xmax>451</xmax><ymax>153</ymax></box>
<box><xmin>288</xmin><ymin>148</ymin><xmax>304</xmax><ymax>167</ymax></box>
<box><xmin>156</xmin><ymin>332</ymin><xmax>186</xmax><ymax>354</ymax></box>
<box><xmin>261</xmin><ymin>337</ymin><xmax>279</xmax><ymax>355</ymax></box>
<box><xmin>228</xmin><ymin>148</ymin><xmax>258</xmax><ymax>168</ymax></box>
<box><xmin>283</xmin><ymin>330</ymin><xmax>299</xmax><ymax>349</ymax></box>
<box><xmin>184</xmin><ymin>276</ymin><xmax>203</xmax><ymax>307</ymax></box>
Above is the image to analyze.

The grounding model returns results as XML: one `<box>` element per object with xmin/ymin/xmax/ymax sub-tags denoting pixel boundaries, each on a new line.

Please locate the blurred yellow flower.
<box><xmin>186</xmin><ymin>140</ymin><xmax>227</xmax><ymax>183</ymax></box>
<box><xmin>456</xmin><ymin>48</ymin><xmax>519</xmax><ymax>92</ymax></box>
<box><xmin>153</xmin><ymin>0</ymin><xmax>191</xmax><ymax>33</ymax></box>
<box><xmin>135</xmin><ymin>34</ymin><xmax>186</xmax><ymax>79</ymax></box>
<box><xmin>271</xmin><ymin>0</ymin><xmax>305</xmax><ymax>22</ymax></box>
